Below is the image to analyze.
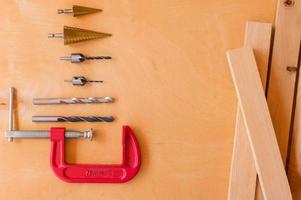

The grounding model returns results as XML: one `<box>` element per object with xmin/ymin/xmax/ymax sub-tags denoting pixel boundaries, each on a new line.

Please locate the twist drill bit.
<box><xmin>48</xmin><ymin>26</ymin><xmax>112</xmax><ymax>45</ymax></box>
<box><xmin>33</xmin><ymin>97</ymin><xmax>114</xmax><ymax>105</ymax></box>
<box><xmin>32</xmin><ymin>116</ymin><xmax>115</xmax><ymax>123</ymax></box>
<box><xmin>60</xmin><ymin>53</ymin><xmax>112</xmax><ymax>63</ymax></box>
<box><xmin>5</xmin><ymin>88</ymin><xmax>93</xmax><ymax>142</ymax></box>
<box><xmin>65</xmin><ymin>76</ymin><xmax>103</xmax><ymax>86</ymax></box>
<box><xmin>57</xmin><ymin>5</ymin><xmax>102</xmax><ymax>17</ymax></box>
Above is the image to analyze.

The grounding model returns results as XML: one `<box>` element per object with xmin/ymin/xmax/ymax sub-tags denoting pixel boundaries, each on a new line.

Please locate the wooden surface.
<box><xmin>227</xmin><ymin>21</ymin><xmax>272</xmax><ymax>200</ymax></box>
<box><xmin>0</xmin><ymin>0</ymin><xmax>276</xmax><ymax>199</ymax></box>
<box><xmin>227</xmin><ymin>47</ymin><xmax>292</xmax><ymax>200</ymax></box>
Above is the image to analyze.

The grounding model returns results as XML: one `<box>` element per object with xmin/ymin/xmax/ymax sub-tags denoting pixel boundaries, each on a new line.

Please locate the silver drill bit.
<box><xmin>32</xmin><ymin>116</ymin><xmax>115</xmax><ymax>123</ymax></box>
<box><xmin>33</xmin><ymin>97</ymin><xmax>113</xmax><ymax>105</ymax></box>
<box><xmin>64</xmin><ymin>76</ymin><xmax>103</xmax><ymax>86</ymax></box>
<box><xmin>60</xmin><ymin>53</ymin><xmax>112</xmax><ymax>63</ymax></box>
<box><xmin>5</xmin><ymin>87</ymin><xmax>93</xmax><ymax>142</ymax></box>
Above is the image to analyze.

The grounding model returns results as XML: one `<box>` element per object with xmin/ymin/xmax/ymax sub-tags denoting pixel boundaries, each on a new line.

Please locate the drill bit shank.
<box><xmin>32</xmin><ymin>116</ymin><xmax>115</xmax><ymax>122</ymax></box>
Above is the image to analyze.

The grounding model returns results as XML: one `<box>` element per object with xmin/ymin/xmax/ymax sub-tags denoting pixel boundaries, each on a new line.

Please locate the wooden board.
<box><xmin>227</xmin><ymin>21</ymin><xmax>272</xmax><ymax>200</ymax></box>
<box><xmin>227</xmin><ymin>47</ymin><xmax>292</xmax><ymax>200</ymax></box>
<box><xmin>0</xmin><ymin>0</ymin><xmax>276</xmax><ymax>199</ymax></box>
<box><xmin>265</xmin><ymin>1</ymin><xmax>301</xmax><ymax>199</ymax></box>
<box><xmin>267</xmin><ymin>0</ymin><xmax>301</xmax><ymax>165</ymax></box>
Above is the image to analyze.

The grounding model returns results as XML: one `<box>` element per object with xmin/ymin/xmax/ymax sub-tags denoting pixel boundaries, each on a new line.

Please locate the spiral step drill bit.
<box><xmin>60</xmin><ymin>53</ymin><xmax>112</xmax><ymax>63</ymax></box>
<box><xmin>57</xmin><ymin>5</ymin><xmax>102</xmax><ymax>17</ymax></box>
<box><xmin>32</xmin><ymin>116</ymin><xmax>115</xmax><ymax>123</ymax></box>
<box><xmin>33</xmin><ymin>97</ymin><xmax>113</xmax><ymax>105</ymax></box>
<box><xmin>48</xmin><ymin>26</ymin><xmax>112</xmax><ymax>45</ymax></box>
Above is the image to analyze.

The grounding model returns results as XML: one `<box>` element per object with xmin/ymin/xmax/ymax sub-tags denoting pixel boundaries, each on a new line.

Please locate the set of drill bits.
<box><xmin>33</xmin><ymin>5</ymin><xmax>115</xmax><ymax>123</ymax></box>
<box><xmin>48</xmin><ymin>5</ymin><xmax>112</xmax><ymax>86</ymax></box>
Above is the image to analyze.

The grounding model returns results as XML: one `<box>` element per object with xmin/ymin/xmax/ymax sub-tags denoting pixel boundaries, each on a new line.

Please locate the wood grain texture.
<box><xmin>266</xmin><ymin>1</ymin><xmax>301</xmax><ymax>199</ymax></box>
<box><xmin>228</xmin><ymin>21</ymin><xmax>272</xmax><ymax>200</ymax></box>
<box><xmin>227</xmin><ymin>47</ymin><xmax>292</xmax><ymax>200</ymax></box>
<box><xmin>267</xmin><ymin>0</ymin><xmax>301</xmax><ymax>164</ymax></box>
<box><xmin>0</xmin><ymin>0</ymin><xmax>276</xmax><ymax>199</ymax></box>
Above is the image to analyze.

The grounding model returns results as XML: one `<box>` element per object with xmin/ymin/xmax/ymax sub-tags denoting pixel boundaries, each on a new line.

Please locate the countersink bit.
<box><xmin>57</xmin><ymin>5</ymin><xmax>102</xmax><ymax>17</ymax></box>
<box><xmin>48</xmin><ymin>26</ymin><xmax>112</xmax><ymax>45</ymax></box>
<box><xmin>33</xmin><ymin>97</ymin><xmax>114</xmax><ymax>105</ymax></box>
<box><xmin>64</xmin><ymin>76</ymin><xmax>103</xmax><ymax>86</ymax></box>
<box><xmin>32</xmin><ymin>116</ymin><xmax>115</xmax><ymax>123</ymax></box>
<box><xmin>60</xmin><ymin>53</ymin><xmax>112</xmax><ymax>63</ymax></box>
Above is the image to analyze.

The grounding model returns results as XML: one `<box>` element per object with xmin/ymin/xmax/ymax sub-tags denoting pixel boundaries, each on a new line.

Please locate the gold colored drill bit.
<box><xmin>58</xmin><ymin>5</ymin><xmax>102</xmax><ymax>17</ymax></box>
<box><xmin>48</xmin><ymin>26</ymin><xmax>112</xmax><ymax>45</ymax></box>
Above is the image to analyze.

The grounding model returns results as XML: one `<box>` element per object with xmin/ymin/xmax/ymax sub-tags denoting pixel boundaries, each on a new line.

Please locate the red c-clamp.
<box><xmin>50</xmin><ymin>126</ymin><xmax>141</xmax><ymax>183</ymax></box>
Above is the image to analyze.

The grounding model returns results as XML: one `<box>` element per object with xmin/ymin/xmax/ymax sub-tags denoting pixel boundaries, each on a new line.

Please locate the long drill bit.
<box><xmin>33</xmin><ymin>97</ymin><xmax>113</xmax><ymax>105</ymax></box>
<box><xmin>32</xmin><ymin>116</ymin><xmax>115</xmax><ymax>123</ymax></box>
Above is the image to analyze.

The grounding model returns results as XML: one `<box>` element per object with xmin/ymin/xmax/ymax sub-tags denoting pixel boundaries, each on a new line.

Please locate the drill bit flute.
<box><xmin>32</xmin><ymin>116</ymin><xmax>115</xmax><ymax>123</ymax></box>
<box><xmin>60</xmin><ymin>53</ymin><xmax>112</xmax><ymax>63</ymax></box>
<box><xmin>33</xmin><ymin>97</ymin><xmax>113</xmax><ymax>105</ymax></box>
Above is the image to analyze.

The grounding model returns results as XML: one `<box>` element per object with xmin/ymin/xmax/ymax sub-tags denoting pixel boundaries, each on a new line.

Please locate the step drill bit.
<box><xmin>33</xmin><ymin>97</ymin><xmax>113</xmax><ymax>105</ymax></box>
<box><xmin>65</xmin><ymin>76</ymin><xmax>103</xmax><ymax>86</ymax></box>
<box><xmin>60</xmin><ymin>53</ymin><xmax>112</xmax><ymax>63</ymax></box>
<box><xmin>32</xmin><ymin>116</ymin><xmax>115</xmax><ymax>123</ymax></box>
<box><xmin>57</xmin><ymin>5</ymin><xmax>102</xmax><ymax>17</ymax></box>
<box><xmin>48</xmin><ymin>26</ymin><xmax>112</xmax><ymax>45</ymax></box>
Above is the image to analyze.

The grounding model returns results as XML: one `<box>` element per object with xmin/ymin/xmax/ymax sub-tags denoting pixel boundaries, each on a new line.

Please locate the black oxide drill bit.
<box><xmin>32</xmin><ymin>116</ymin><xmax>115</xmax><ymax>122</ymax></box>
<box><xmin>60</xmin><ymin>53</ymin><xmax>112</xmax><ymax>63</ymax></box>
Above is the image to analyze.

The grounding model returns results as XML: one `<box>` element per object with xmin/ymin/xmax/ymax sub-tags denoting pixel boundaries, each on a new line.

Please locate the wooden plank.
<box><xmin>227</xmin><ymin>47</ymin><xmax>292</xmax><ymax>200</ymax></box>
<box><xmin>266</xmin><ymin>1</ymin><xmax>301</xmax><ymax>198</ymax></box>
<box><xmin>267</xmin><ymin>0</ymin><xmax>301</xmax><ymax>166</ymax></box>
<box><xmin>228</xmin><ymin>21</ymin><xmax>272</xmax><ymax>200</ymax></box>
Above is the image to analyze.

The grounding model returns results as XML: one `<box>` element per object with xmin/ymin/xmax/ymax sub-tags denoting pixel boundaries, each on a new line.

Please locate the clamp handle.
<box><xmin>50</xmin><ymin>126</ymin><xmax>141</xmax><ymax>183</ymax></box>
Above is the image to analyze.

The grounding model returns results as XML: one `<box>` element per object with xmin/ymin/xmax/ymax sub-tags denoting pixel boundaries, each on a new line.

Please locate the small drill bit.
<box><xmin>60</xmin><ymin>53</ymin><xmax>112</xmax><ymax>63</ymax></box>
<box><xmin>33</xmin><ymin>97</ymin><xmax>113</xmax><ymax>105</ymax></box>
<box><xmin>57</xmin><ymin>5</ymin><xmax>102</xmax><ymax>17</ymax></box>
<box><xmin>48</xmin><ymin>26</ymin><xmax>112</xmax><ymax>45</ymax></box>
<box><xmin>32</xmin><ymin>116</ymin><xmax>115</xmax><ymax>123</ymax></box>
<box><xmin>64</xmin><ymin>76</ymin><xmax>103</xmax><ymax>86</ymax></box>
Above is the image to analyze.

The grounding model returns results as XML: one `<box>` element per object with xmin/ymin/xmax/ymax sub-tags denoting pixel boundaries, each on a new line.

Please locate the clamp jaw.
<box><xmin>5</xmin><ymin>87</ymin><xmax>141</xmax><ymax>183</ymax></box>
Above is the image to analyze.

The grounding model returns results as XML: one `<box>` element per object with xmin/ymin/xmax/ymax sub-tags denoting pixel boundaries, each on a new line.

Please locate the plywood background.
<box><xmin>0</xmin><ymin>0</ymin><xmax>275</xmax><ymax>199</ymax></box>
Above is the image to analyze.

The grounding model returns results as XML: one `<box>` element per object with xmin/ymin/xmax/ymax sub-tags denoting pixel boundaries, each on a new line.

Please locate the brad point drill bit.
<box><xmin>48</xmin><ymin>26</ymin><xmax>112</xmax><ymax>45</ymax></box>
<box><xmin>60</xmin><ymin>53</ymin><xmax>112</xmax><ymax>63</ymax></box>
<box><xmin>58</xmin><ymin>5</ymin><xmax>102</xmax><ymax>17</ymax></box>
<box><xmin>65</xmin><ymin>76</ymin><xmax>103</xmax><ymax>86</ymax></box>
<box><xmin>32</xmin><ymin>116</ymin><xmax>115</xmax><ymax>123</ymax></box>
<box><xmin>33</xmin><ymin>97</ymin><xmax>114</xmax><ymax>105</ymax></box>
